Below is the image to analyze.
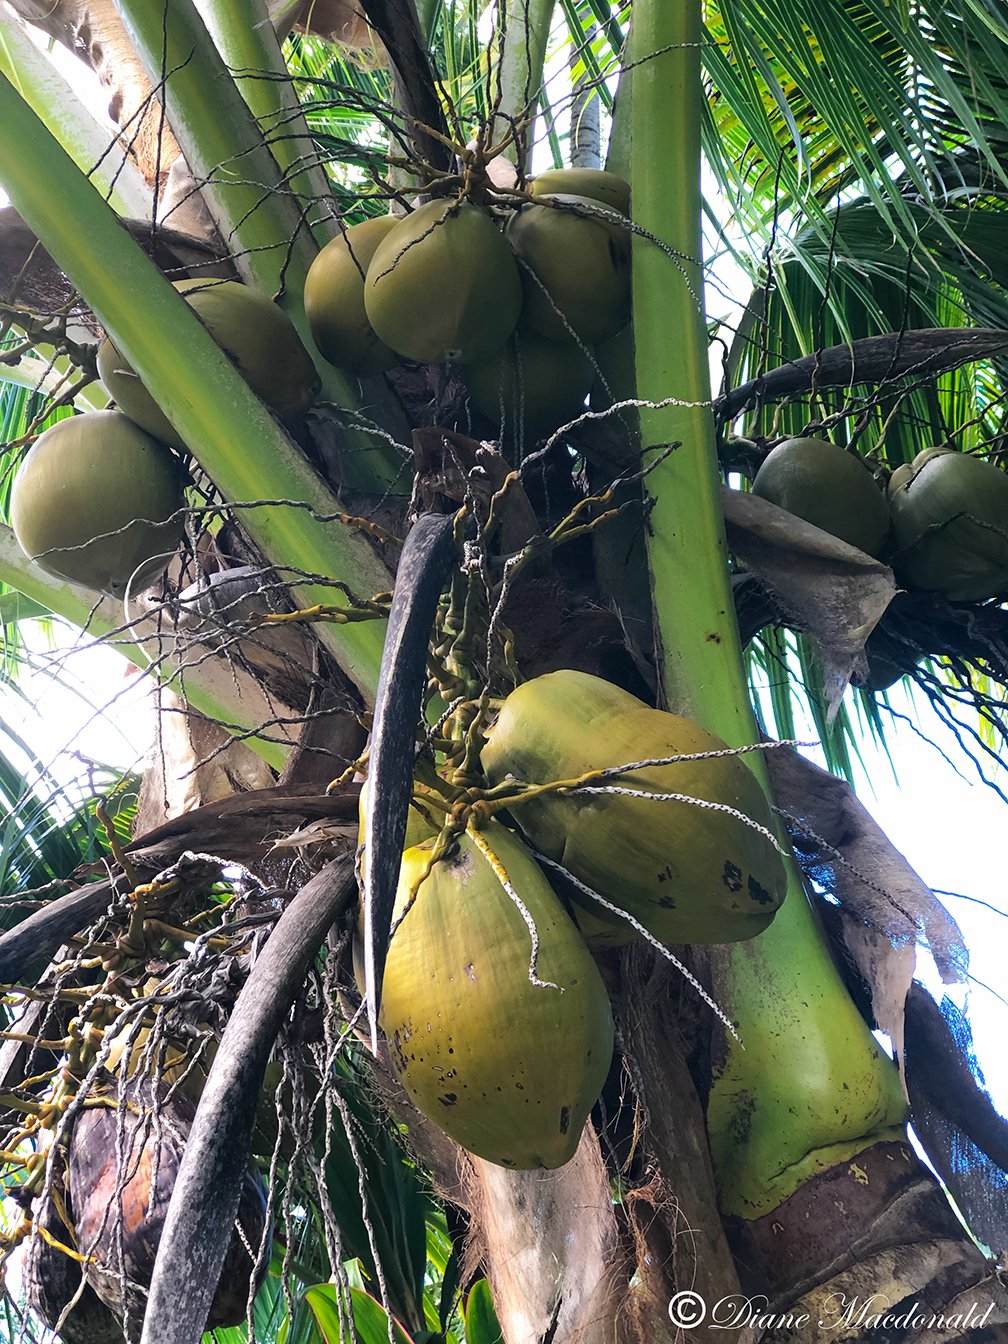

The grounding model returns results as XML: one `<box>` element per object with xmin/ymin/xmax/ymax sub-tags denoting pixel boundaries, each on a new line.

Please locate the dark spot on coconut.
<box><xmin>559</xmin><ymin>1106</ymin><xmax>571</xmax><ymax>1134</ymax></box>
<box><xmin>748</xmin><ymin>876</ymin><xmax>772</xmax><ymax>905</ymax></box>
<box><xmin>706</xmin><ymin>632</ymin><xmax>722</xmax><ymax>643</ymax></box>
<box><xmin>515</xmin><ymin>1082</ymin><xmax>525</xmax><ymax>1090</ymax></box>
<box><xmin>438</xmin><ymin>1093</ymin><xmax>458</xmax><ymax>1107</ymax></box>
<box><xmin>722</xmin><ymin>860</ymin><xmax>743</xmax><ymax>892</ymax></box>
<box><xmin>658</xmin><ymin>895</ymin><xmax>676</xmax><ymax>908</ymax></box>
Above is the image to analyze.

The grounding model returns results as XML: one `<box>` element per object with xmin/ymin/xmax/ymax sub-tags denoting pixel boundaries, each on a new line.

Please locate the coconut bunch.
<box><xmin>304</xmin><ymin>167</ymin><xmax>632</xmax><ymax>441</ymax></box>
<box><xmin>358</xmin><ymin>670</ymin><xmax>787</xmax><ymax>1172</ymax></box>
<box><xmin>751</xmin><ymin>436</ymin><xmax>1008</xmax><ymax>604</ymax></box>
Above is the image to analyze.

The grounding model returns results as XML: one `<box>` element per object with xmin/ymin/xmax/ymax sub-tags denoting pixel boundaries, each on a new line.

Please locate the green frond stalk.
<box><xmin>195</xmin><ymin>0</ymin><xmax>340</xmax><ymax>251</ymax></box>
<box><xmin>113</xmin><ymin>0</ymin><xmax>409</xmax><ymax>493</ymax></box>
<box><xmin>629</xmin><ymin>0</ymin><xmax>906</xmax><ymax>1219</ymax></box>
<box><xmin>492</xmin><ymin>0</ymin><xmax>556</xmax><ymax>163</ymax></box>
<box><xmin>0</xmin><ymin>9</ymin><xmax>152</xmax><ymax>219</ymax></box>
<box><xmin>0</xmin><ymin>73</ymin><xmax>391</xmax><ymax>701</ymax></box>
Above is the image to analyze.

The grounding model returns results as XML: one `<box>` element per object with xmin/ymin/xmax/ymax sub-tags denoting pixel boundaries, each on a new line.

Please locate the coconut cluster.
<box><xmin>359</xmin><ymin>670</ymin><xmax>787</xmax><ymax>1171</ymax></box>
<box><xmin>10</xmin><ymin>280</ymin><xmax>318</xmax><ymax>596</ymax></box>
<box><xmin>752</xmin><ymin>437</ymin><xmax>1008</xmax><ymax>606</ymax></box>
<box><xmin>304</xmin><ymin>168</ymin><xmax>632</xmax><ymax>440</ymax></box>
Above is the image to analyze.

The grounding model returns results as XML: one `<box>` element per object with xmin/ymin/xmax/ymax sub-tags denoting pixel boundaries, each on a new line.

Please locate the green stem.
<box><xmin>0</xmin><ymin>10</ymin><xmax>152</xmax><ymax>220</ymax></box>
<box><xmin>196</xmin><ymin>0</ymin><xmax>339</xmax><ymax>252</ymax></box>
<box><xmin>628</xmin><ymin>0</ymin><xmax>906</xmax><ymax>1219</ymax></box>
<box><xmin>114</xmin><ymin>0</ymin><xmax>408</xmax><ymax>493</ymax></box>
<box><xmin>0</xmin><ymin>72</ymin><xmax>389</xmax><ymax>701</ymax></box>
<box><xmin>492</xmin><ymin>0</ymin><xmax>556</xmax><ymax>169</ymax></box>
<box><xmin>0</xmin><ymin>525</ymin><xmax>290</xmax><ymax>769</ymax></box>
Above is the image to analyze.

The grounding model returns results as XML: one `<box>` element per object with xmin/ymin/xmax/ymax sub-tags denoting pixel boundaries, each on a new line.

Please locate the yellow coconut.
<box><xmin>481</xmin><ymin>670</ymin><xmax>786</xmax><ymax>946</ymax></box>
<box><xmin>377</xmin><ymin>820</ymin><xmax>613</xmax><ymax>1169</ymax></box>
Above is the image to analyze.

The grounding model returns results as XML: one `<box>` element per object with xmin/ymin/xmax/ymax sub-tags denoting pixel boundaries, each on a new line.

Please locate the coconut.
<box><xmin>375</xmin><ymin>820</ymin><xmax>613</xmax><ymax>1169</ymax></box>
<box><xmin>505</xmin><ymin>194</ymin><xmax>631</xmax><ymax>344</ymax></box>
<box><xmin>304</xmin><ymin>216</ymin><xmax>400</xmax><ymax>374</ymax></box>
<box><xmin>888</xmin><ymin>447</ymin><xmax>1008</xmax><ymax>601</ymax></box>
<box><xmin>68</xmin><ymin>1086</ymin><xmax>269</xmax><ymax>1331</ymax></box>
<box><xmin>481</xmin><ymin>670</ymin><xmax>786</xmax><ymax>946</ymax></box>
<box><xmin>462</xmin><ymin>328</ymin><xmax>595</xmax><ymax>439</ymax></box>
<box><xmin>10</xmin><ymin>412</ymin><xmax>185</xmax><ymax>595</ymax></box>
<box><xmin>751</xmin><ymin>437</ymin><xmax>891</xmax><ymax>557</ymax></box>
<box><xmin>97</xmin><ymin>280</ymin><xmax>319</xmax><ymax>447</ymax></box>
<box><xmin>529</xmin><ymin>168</ymin><xmax>630</xmax><ymax>216</ymax></box>
<box><xmin>363</xmin><ymin>200</ymin><xmax>523</xmax><ymax>364</ymax></box>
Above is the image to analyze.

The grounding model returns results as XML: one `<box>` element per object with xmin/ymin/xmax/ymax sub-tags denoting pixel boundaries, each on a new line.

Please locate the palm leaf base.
<box><xmin>725</xmin><ymin>1140</ymin><xmax>1008</xmax><ymax>1340</ymax></box>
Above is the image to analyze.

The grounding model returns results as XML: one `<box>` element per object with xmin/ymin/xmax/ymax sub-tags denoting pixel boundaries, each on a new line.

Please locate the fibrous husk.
<box><xmin>364</xmin><ymin>200</ymin><xmax>523</xmax><ymax>364</ymax></box>
<box><xmin>751</xmin><ymin>437</ymin><xmax>891</xmax><ymax>557</ymax></box>
<box><xmin>766</xmin><ymin>743</ymin><xmax>967</xmax><ymax>1083</ymax></box>
<box><xmin>68</xmin><ymin>1085</ymin><xmax>269</xmax><ymax>1338</ymax></box>
<box><xmin>481</xmin><ymin>670</ymin><xmax>786</xmax><ymax>946</ymax></box>
<box><xmin>10</xmin><ymin>411</ymin><xmax>185</xmax><ymax>596</ymax></box>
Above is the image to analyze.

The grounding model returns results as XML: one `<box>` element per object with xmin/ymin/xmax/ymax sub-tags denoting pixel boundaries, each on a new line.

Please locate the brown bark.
<box><xmin>725</xmin><ymin>1142</ymin><xmax>1008</xmax><ymax>1342</ymax></box>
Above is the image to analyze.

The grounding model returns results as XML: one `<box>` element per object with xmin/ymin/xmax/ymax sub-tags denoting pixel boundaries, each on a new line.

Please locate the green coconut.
<box><xmin>481</xmin><ymin>670</ymin><xmax>786</xmax><ymax>947</ymax></box>
<box><xmin>363</xmin><ymin>200</ymin><xmax>523</xmax><ymax>364</ymax></box>
<box><xmin>751</xmin><ymin>438</ymin><xmax>891</xmax><ymax>556</ymax></box>
<box><xmin>376</xmin><ymin>820</ymin><xmax>613</xmax><ymax>1169</ymax></box>
<box><xmin>505</xmin><ymin>194</ymin><xmax>631</xmax><ymax>344</ymax></box>
<box><xmin>10</xmin><ymin>412</ymin><xmax>185</xmax><ymax>595</ymax></box>
<box><xmin>97</xmin><ymin>279</ymin><xmax>319</xmax><ymax>447</ymax></box>
<box><xmin>304</xmin><ymin>216</ymin><xmax>400</xmax><ymax>375</ymax></box>
<box><xmin>529</xmin><ymin>168</ymin><xmax>630</xmax><ymax>216</ymax></box>
<box><xmin>888</xmin><ymin>447</ymin><xmax>1008</xmax><ymax>601</ymax></box>
<box><xmin>462</xmin><ymin>328</ymin><xmax>595</xmax><ymax>439</ymax></box>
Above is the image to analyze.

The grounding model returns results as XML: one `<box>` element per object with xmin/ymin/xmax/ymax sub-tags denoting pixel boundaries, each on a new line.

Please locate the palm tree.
<box><xmin>1</xmin><ymin>2</ymin><xmax>1007</xmax><ymax>1341</ymax></box>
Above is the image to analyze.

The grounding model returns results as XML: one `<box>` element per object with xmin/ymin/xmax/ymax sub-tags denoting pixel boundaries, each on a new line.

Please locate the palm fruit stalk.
<box><xmin>481</xmin><ymin>669</ymin><xmax>786</xmax><ymax>945</ymax></box>
<box><xmin>113</xmin><ymin>0</ymin><xmax>405</xmax><ymax>492</ymax></box>
<box><xmin>371</xmin><ymin>819</ymin><xmax>614</xmax><ymax>1170</ymax></box>
<box><xmin>97</xmin><ymin>280</ymin><xmax>320</xmax><ymax>448</ymax></box>
<box><xmin>629</xmin><ymin>0</ymin><xmax>907</xmax><ymax>1231</ymax></box>
<box><xmin>0</xmin><ymin>79</ymin><xmax>393</xmax><ymax>701</ymax></box>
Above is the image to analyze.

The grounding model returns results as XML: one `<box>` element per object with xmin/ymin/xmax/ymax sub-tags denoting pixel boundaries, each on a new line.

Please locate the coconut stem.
<box><xmin>627</xmin><ymin>0</ymin><xmax>907</xmax><ymax>1218</ymax></box>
